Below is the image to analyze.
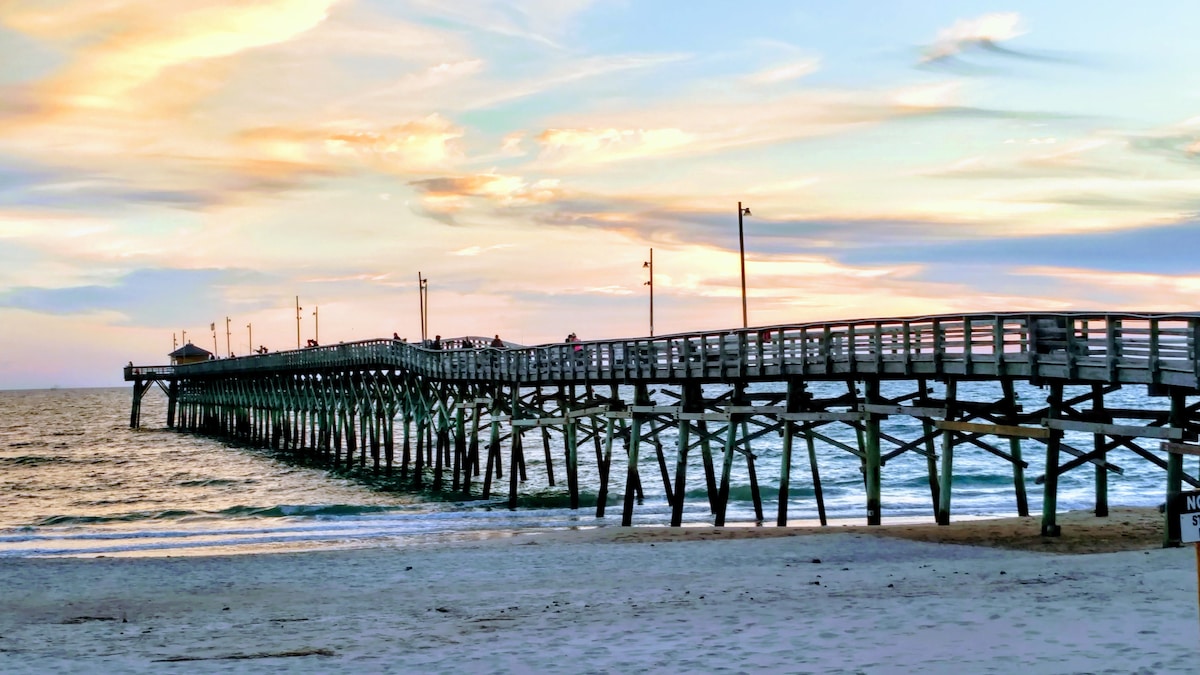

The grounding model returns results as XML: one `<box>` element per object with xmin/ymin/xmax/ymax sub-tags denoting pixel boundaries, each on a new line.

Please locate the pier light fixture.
<box><xmin>738</xmin><ymin>202</ymin><xmax>752</xmax><ymax>329</ymax></box>
<box><xmin>210</xmin><ymin>322</ymin><xmax>218</xmax><ymax>356</ymax></box>
<box><xmin>295</xmin><ymin>296</ymin><xmax>302</xmax><ymax>349</ymax></box>
<box><xmin>643</xmin><ymin>248</ymin><xmax>654</xmax><ymax>337</ymax></box>
<box><xmin>247</xmin><ymin>323</ymin><xmax>252</xmax><ymax>355</ymax></box>
<box><xmin>225</xmin><ymin>317</ymin><xmax>231</xmax><ymax>357</ymax></box>
<box><xmin>417</xmin><ymin>273</ymin><xmax>430</xmax><ymax>342</ymax></box>
<box><xmin>313</xmin><ymin>306</ymin><xmax>319</xmax><ymax>345</ymax></box>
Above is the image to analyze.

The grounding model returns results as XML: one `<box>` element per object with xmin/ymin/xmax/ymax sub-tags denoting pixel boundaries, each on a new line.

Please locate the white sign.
<box><xmin>1180</xmin><ymin>513</ymin><xmax>1200</xmax><ymax>544</ymax></box>
<box><xmin>1178</xmin><ymin>492</ymin><xmax>1200</xmax><ymax>544</ymax></box>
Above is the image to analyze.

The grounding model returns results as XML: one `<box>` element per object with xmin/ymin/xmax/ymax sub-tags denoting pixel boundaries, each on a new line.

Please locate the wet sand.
<box><xmin>1</xmin><ymin>507</ymin><xmax>1194</xmax><ymax>673</ymax></box>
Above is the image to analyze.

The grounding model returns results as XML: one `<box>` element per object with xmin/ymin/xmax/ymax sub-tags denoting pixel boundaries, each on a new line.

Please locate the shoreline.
<box><xmin>25</xmin><ymin>505</ymin><xmax>1174</xmax><ymax>560</ymax></box>
<box><xmin>18</xmin><ymin>505</ymin><xmax>1170</xmax><ymax>560</ymax></box>
<box><xmin>1</xmin><ymin>506</ymin><xmax>1194</xmax><ymax>672</ymax></box>
<box><xmin>554</xmin><ymin>505</ymin><xmax>1169</xmax><ymax>555</ymax></box>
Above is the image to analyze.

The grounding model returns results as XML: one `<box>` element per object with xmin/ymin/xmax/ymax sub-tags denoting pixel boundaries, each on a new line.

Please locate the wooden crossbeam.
<box><xmin>511</xmin><ymin>417</ymin><xmax>568</xmax><ymax>427</ymax></box>
<box><xmin>1122</xmin><ymin>440</ymin><xmax>1200</xmax><ymax>488</ymax></box>
<box><xmin>860</xmin><ymin>403</ymin><xmax>946</xmax><ymax>418</ymax></box>
<box><xmin>935</xmin><ymin>420</ymin><xmax>1051</xmax><ymax>439</ymax></box>
<box><xmin>567</xmin><ymin>405</ymin><xmax>612</xmax><ymax>418</ymax></box>
<box><xmin>678</xmin><ymin>412</ymin><xmax>729</xmax><ymax>421</ymax></box>
<box><xmin>779</xmin><ymin>411</ymin><xmax>867</xmax><ymax>422</ymax></box>
<box><xmin>801</xmin><ymin>427</ymin><xmax>864</xmax><ymax>458</ymax></box>
<box><xmin>1043</xmin><ymin>419</ymin><xmax>1183</xmax><ymax>440</ymax></box>
<box><xmin>725</xmin><ymin>405</ymin><xmax>786</xmax><ymax>414</ymax></box>
<box><xmin>1163</xmin><ymin>441</ymin><xmax>1200</xmax><ymax>457</ymax></box>
<box><xmin>629</xmin><ymin>405</ymin><xmax>680</xmax><ymax>414</ymax></box>
<box><xmin>881</xmin><ymin>427</ymin><xmax>940</xmax><ymax>462</ymax></box>
<box><xmin>950</xmin><ymin>431</ymin><xmax>1030</xmax><ymax>468</ymax></box>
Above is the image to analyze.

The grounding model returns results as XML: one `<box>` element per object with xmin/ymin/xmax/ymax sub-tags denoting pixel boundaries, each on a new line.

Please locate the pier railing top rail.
<box><xmin>128</xmin><ymin>311</ymin><xmax>1200</xmax><ymax>390</ymax></box>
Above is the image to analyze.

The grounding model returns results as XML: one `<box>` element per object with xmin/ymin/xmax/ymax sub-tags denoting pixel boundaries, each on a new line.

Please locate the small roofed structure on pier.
<box><xmin>169</xmin><ymin>343</ymin><xmax>212</xmax><ymax>366</ymax></box>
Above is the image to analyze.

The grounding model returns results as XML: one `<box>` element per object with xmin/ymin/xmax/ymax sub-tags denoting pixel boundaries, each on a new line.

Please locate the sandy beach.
<box><xmin>2</xmin><ymin>508</ymin><xmax>1196</xmax><ymax>674</ymax></box>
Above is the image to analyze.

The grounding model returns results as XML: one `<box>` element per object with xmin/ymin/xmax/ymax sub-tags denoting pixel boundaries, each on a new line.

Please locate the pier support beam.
<box><xmin>864</xmin><ymin>380</ymin><xmax>883</xmax><ymax>526</ymax></box>
<box><xmin>936</xmin><ymin>380</ymin><xmax>957</xmax><ymax>526</ymax></box>
<box><xmin>1165</xmin><ymin>390</ymin><xmax>1186</xmax><ymax>547</ymax></box>
<box><xmin>1041</xmin><ymin>382</ymin><xmax>1064</xmax><ymax>537</ymax></box>
<box><xmin>1092</xmin><ymin>384</ymin><xmax>1108</xmax><ymax>518</ymax></box>
<box><xmin>1002</xmin><ymin>379</ymin><xmax>1029</xmax><ymax>517</ymax></box>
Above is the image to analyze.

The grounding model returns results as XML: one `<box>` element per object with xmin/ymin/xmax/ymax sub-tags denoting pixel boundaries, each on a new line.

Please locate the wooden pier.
<box><xmin>125</xmin><ymin>311</ymin><xmax>1200</xmax><ymax>545</ymax></box>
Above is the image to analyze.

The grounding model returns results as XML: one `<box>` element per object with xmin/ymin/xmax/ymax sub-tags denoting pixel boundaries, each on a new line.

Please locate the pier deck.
<box><xmin>125</xmin><ymin>311</ymin><xmax>1200</xmax><ymax>544</ymax></box>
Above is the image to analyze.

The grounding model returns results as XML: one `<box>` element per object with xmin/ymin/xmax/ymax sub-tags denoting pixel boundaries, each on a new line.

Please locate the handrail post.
<box><xmin>1150</xmin><ymin>318</ymin><xmax>1161</xmax><ymax>385</ymax></box>
<box><xmin>1106</xmin><ymin>318</ymin><xmax>1120</xmax><ymax>382</ymax></box>
<box><xmin>992</xmin><ymin>317</ymin><xmax>1005</xmax><ymax>374</ymax></box>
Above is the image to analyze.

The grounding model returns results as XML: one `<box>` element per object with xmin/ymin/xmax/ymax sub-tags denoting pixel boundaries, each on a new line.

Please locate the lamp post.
<box><xmin>173</xmin><ymin>333</ymin><xmax>178</xmax><ymax>350</ymax></box>
<box><xmin>643</xmin><ymin>248</ymin><xmax>654</xmax><ymax>337</ymax></box>
<box><xmin>225</xmin><ymin>317</ymin><xmax>231</xmax><ymax>357</ymax></box>
<box><xmin>295</xmin><ymin>296</ymin><xmax>302</xmax><ymax>349</ymax></box>
<box><xmin>417</xmin><ymin>272</ymin><xmax>429</xmax><ymax>342</ymax></box>
<box><xmin>247</xmin><ymin>323</ymin><xmax>252</xmax><ymax>355</ymax></box>
<box><xmin>211</xmin><ymin>322</ymin><xmax>217</xmax><ymax>356</ymax></box>
<box><xmin>181</xmin><ymin>329</ymin><xmax>187</xmax><ymax>344</ymax></box>
<box><xmin>313</xmin><ymin>306</ymin><xmax>319</xmax><ymax>345</ymax></box>
<box><xmin>737</xmin><ymin>201</ymin><xmax>752</xmax><ymax>329</ymax></box>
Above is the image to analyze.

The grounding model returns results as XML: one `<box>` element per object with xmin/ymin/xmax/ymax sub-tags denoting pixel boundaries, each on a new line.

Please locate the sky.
<box><xmin>4</xmin><ymin>1</ymin><xmax>1200</xmax><ymax>388</ymax></box>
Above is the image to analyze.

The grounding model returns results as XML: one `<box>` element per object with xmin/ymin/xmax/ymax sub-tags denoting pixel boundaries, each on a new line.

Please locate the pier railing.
<box><xmin>130</xmin><ymin>311</ymin><xmax>1200</xmax><ymax>390</ymax></box>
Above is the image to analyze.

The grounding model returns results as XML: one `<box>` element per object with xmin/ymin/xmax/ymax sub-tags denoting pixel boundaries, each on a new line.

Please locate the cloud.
<box><xmin>449</xmin><ymin>244</ymin><xmax>516</xmax><ymax>257</ymax></box>
<box><xmin>537</xmin><ymin>127</ymin><xmax>695</xmax><ymax>166</ymax></box>
<box><xmin>410</xmin><ymin>172</ymin><xmax>563</xmax><ymax>217</ymax></box>
<box><xmin>922</xmin><ymin>139</ymin><xmax>1127</xmax><ymax>180</ymax></box>
<box><xmin>5</xmin><ymin>0</ymin><xmax>339</xmax><ymax>112</ymax></box>
<box><xmin>239</xmin><ymin>115</ymin><xmax>464</xmax><ymax>174</ymax></box>
<box><xmin>744</xmin><ymin>58</ymin><xmax>821</xmax><ymax>85</ymax></box>
<box><xmin>0</xmin><ymin>267</ymin><xmax>277</xmax><ymax>325</ymax></box>
<box><xmin>526</xmin><ymin>79</ymin><xmax>1075</xmax><ymax>170</ymax></box>
<box><xmin>920</xmin><ymin>12</ymin><xmax>1025</xmax><ymax>65</ymax></box>
<box><xmin>1128</xmin><ymin>118</ymin><xmax>1200</xmax><ymax>166</ymax></box>
<box><xmin>1011</xmin><ymin>266</ymin><xmax>1200</xmax><ymax>310</ymax></box>
<box><xmin>838</xmin><ymin>218</ymin><xmax>1200</xmax><ymax>276</ymax></box>
<box><xmin>405</xmin><ymin>0</ymin><xmax>596</xmax><ymax>49</ymax></box>
<box><xmin>464</xmin><ymin>53</ymin><xmax>691</xmax><ymax>111</ymax></box>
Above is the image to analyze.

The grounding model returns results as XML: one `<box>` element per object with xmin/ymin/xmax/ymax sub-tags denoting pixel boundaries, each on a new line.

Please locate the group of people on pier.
<box><xmin>403</xmin><ymin>334</ymin><xmax>509</xmax><ymax>350</ymax></box>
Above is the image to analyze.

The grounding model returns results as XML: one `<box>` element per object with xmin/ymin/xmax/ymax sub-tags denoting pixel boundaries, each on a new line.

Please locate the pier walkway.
<box><xmin>125</xmin><ymin>311</ymin><xmax>1200</xmax><ymax>545</ymax></box>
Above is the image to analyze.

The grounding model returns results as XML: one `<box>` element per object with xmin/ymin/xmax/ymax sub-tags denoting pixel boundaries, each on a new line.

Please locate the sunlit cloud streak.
<box><xmin>3</xmin><ymin>2</ymin><xmax>1200</xmax><ymax>387</ymax></box>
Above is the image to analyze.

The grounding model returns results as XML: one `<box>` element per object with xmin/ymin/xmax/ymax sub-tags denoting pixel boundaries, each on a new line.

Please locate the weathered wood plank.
<box><xmin>1044</xmin><ymin>419</ymin><xmax>1183</xmax><ymax>440</ymax></box>
<box><xmin>511</xmin><ymin>417</ymin><xmax>568</xmax><ymax>427</ymax></box>
<box><xmin>779</xmin><ymin>411</ymin><xmax>867</xmax><ymax>422</ymax></box>
<box><xmin>726</xmin><ymin>405</ymin><xmax>787</xmax><ymax>414</ymax></box>
<box><xmin>860</xmin><ymin>403</ymin><xmax>946</xmax><ymax>418</ymax></box>
<box><xmin>1162</xmin><ymin>441</ymin><xmax>1200</xmax><ymax>457</ymax></box>
<box><xmin>567</xmin><ymin>405</ymin><xmax>612</xmax><ymax>418</ymax></box>
<box><xmin>936</xmin><ymin>420</ymin><xmax>1051</xmax><ymax>439</ymax></box>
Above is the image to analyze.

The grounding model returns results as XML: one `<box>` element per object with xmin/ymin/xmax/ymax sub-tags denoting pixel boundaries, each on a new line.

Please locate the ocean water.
<box><xmin>0</xmin><ymin>383</ymin><xmax>1183</xmax><ymax>558</ymax></box>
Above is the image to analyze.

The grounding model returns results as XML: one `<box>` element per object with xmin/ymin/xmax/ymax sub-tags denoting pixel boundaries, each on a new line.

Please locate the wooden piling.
<box><xmin>715</xmin><ymin>417</ymin><xmax>738</xmax><ymax>526</ymax></box>
<box><xmin>1002</xmin><ymin>379</ymin><xmax>1029</xmax><ymax>517</ymax></box>
<box><xmin>864</xmin><ymin>379</ymin><xmax>882</xmax><ymax>526</ymax></box>
<box><xmin>936</xmin><ymin>380</ymin><xmax>957</xmax><ymax>526</ymax></box>
<box><xmin>597</xmin><ymin>415</ymin><xmax>616</xmax><ymax>517</ymax></box>
<box><xmin>1166</xmin><ymin>390</ymin><xmax>1187</xmax><ymax>547</ymax></box>
<box><xmin>1093</xmin><ymin>383</ymin><xmax>1108</xmax><ymax>517</ymax></box>
<box><xmin>621</xmin><ymin>414</ymin><xmax>643</xmax><ymax>526</ymax></box>
<box><xmin>805</xmin><ymin>421</ymin><xmax>827</xmax><ymax>526</ymax></box>
<box><xmin>1041</xmin><ymin>382</ymin><xmax>1064</xmax><ymax>537</ymax></box>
